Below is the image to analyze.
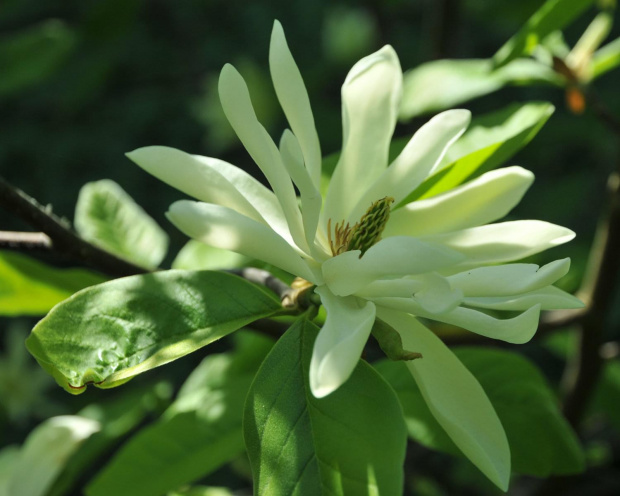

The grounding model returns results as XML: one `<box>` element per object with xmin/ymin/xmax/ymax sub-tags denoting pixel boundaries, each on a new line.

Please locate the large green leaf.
<box><xmin>244</xmin><ymin>318</ymin><xmax>407</xmax><ymax>496</ymax></box>
<box><xmin>26</xmin><ymin>270</ymin><xmax>282</xmax><ymax>394</ymax></box>
<box><xmin>74</xmin><ymin>179</ymin><xmax>169</xmax><ymax>269</ymax></box>
<box><xmin>0</xmin><ymin>251</ymin><xmax>105</xmax><ymax>316</ymax></box>
<box><xmin>493</xmin><ymin>0</ymin><xmax>596</xmax><ymax>68</ymax></box>
<box><xmin>0</xmin><ymin>20</ymin><xmax>76</xmax><ymax>97</ymax></box>
<box><xmin>376</xmin><ymin>348</ymin><xmax>585</xmax><ymax>477</ymax></box>
<box><xmin>399</xmin><ymin>58</ymin><xmax>560</xmax><ymax>119</ymax></box>
<box><xmin>87</xmin><ymin>332</ymin><xmax>273</xmax><ymax>496</ymax></box>
<box><xmin>399</xmin><ymin>101</ymin><xmax>554</xmax><ymax>204</ymax></box>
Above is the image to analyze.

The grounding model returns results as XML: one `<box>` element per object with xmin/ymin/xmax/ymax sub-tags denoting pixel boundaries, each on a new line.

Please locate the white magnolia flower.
<box><xmin>128</xmin><ymin>21</ymin><xmax>582</xmax><ymax>489</ymax></box>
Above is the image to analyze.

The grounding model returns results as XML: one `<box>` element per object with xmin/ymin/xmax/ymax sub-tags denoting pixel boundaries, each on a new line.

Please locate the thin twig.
<box><xmin>0</xmin><ymin>231</ymin><xmax>52</xmax><ymax>251</ymax></box>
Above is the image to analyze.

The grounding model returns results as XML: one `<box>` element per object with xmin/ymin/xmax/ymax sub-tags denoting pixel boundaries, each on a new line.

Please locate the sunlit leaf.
<box><xmin>0</xmin><ymin>251</ymin><xmax>105</xmax><ymax>316</ymax></box>
<box><xmin>74</xmin><ymin>179</ymin><xmax>169</xmax><ymax>269</ymax></box>
<box><xmin>172</xmin><ymin>240</ymin><xmax>249</xmax><ymax>270</ymax></box>
<box><xmin>26</xmin><ymin>270</ymin><xmax>282</xmax><ymax>394</ymax></box>
<box><xmin>244</xmin><ymin>318</ymin><xmax>407</xmax><ymax>496</ymax></box>
<box><xmin>591</xmin><ymin>36</ymin><xmax>620</xmax><ymax>80</ymax></box>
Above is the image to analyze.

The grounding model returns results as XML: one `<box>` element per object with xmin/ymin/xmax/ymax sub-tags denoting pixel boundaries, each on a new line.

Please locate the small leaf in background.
<box><xmin>592</xmin><ymin>359</ymin><xmax>620</xmax><ymax>434</ymax></box>
<box><xmin>0</xmin><ymin>446</ymin><xmax>19</xmax><ymax>496</ymax></box>
<box><xmin>87</xmin><ymin>332</ymin><xmax>273</xmax><ymax>496</ymax></box>
<box><xmin>400</xmin><ymin>101</ymin><xmax>554</xmax><ymax>204</ymax></box>
<box><xmin>0</xmin><ymin>20</ymin><xmax>76</xmax><ymax>97</ymax></box>
<box><xmin>591</xmin><ymin>36</ymin><xmax>620</xmax><ymax>80</ymax></box>
<box><xmin>6</xmin><ymin>416</ymin><xmax>100</xmax><ymax>496</ymax></box>
<box><xmin>167</xmin><ymin>487</ymin><xmax>234</xmax><ymax>496</ymax></box>
<box><xmin>172</xmin><ymin>240</ymin><xmax>249</xmax><ymax>271</ymax></box>
<box><xmin>244</xmin><ymin>318</ymin><xmax>407</xmax><ymax>496</ymax></box>
<box><xmin>26</xmin><ymin>270</ymin><xmax>282</xmax><ymax>394</ymax></box>
<box><xmin>377</xmin><ymin>347</ymin><xmax>585</xmax><ymax>477</ymax></box>
<box><xmin>493</xmin><ymin>0</ymin><xmax>595</xmax><ymax>68</ymax></box>
<box><xmin>0</xmin><ymin>251</ymin><xmax>105</xmax><ymax>316</ymax></box>
<box><xmin>74</xmin><ymin>179</ymin><xmax>169</xmax><ymax>269</ymax></box>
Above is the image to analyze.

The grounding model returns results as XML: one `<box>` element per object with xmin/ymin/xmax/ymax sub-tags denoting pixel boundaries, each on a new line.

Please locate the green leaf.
<box><xmin>26</xmin><ymin>270</ymin><xmax>282</xmax><ymax>394</ymax></box>
<box><xmin>591</xmin><ymin>36</ymin><xmax>620</xmax><ymax>80</ymax></box>
<box><xmin>399</xmin><ymin>101</ymin><xmax>554</xmax><ymax>204</ymax></box>
<box><xmin>592</xmin><ymin>359</ymin><xmax>620</xmax><ymax>434</ymax></box>
<box><xmin>0</xmin><ymin>20</ymin><xmax>76</xmax><ymax>97</ymax></box>
<box><xmin>493</xmin><ymin>0</ymin><xmax>596</xmax><ymax>68</ymax></box>
<box><xmin>377</xmin><ymin>348</ymin><xmax>585</xmax><ymax>477</ymax></box>
<box><xmin>244</xmin><ymin>318</ymin><xmax>407</xmax><ymax>496</ymax></box>
<box><xmin>172</xmin><ymin>240</ymin><xmax>250</xmax><ymax>270</ymax></box>
<box><xmin>87</xmin><ymin>332</ymin><xmax>273</xmax><ymax>496</ymax></box>
<box><xmin>74</xmin><ymin>179</ymin><xmax>169</xmax><ymax>269</ymax></box>
<box><xmin>0</xmin><ymin>251</ymin><xmax>105</xmax><ymax>316</ymax></box>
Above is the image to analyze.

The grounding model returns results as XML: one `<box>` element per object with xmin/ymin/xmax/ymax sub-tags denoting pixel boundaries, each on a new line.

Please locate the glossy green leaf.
<box><xmin>26</xmin><ymin>270</ymin><xmax>282</xmax><ymax>394</ymax></box>
<box><xmin>591</xmin><ymin>36</ymin><xmax>620</xmax><ymax>80</ymax></box>
<box><xmin>493</xmin><ymin>0</ymin><xmax>595</xmax><ymax>67</ymax></box>
<box><xmin>244</xmin><ymin>318</ymin><xmax>407</xmax><ymax>496</ymax></box>
<box><xmin>376</xmin><ymin>347</ymin><xmax>585</xmax><ymax>477</ymax></box>
<box><xmin>399</xmin><ymin>58</ymin><xmax>560</xmax><ymax>119</ymax></box>
<box><xmin>400</xmin><ymin>101</ymin><xmax>554</xmax><ymax>204</ymax></box>
<box><xmin>74</xmin><ymin>179</ymin><xmax>169</xmax><ymax>269</ymax></box>
<box><xmin>172</xmin><ymin>240</ymin><xmax>250</xmax><ymax>270</ymax></box>
<box><xmin>0</xmin><ymin>20</ymin><xmax>76</xmax><ymax>97</ymax></box>
<box><xmin>87</xmin><ymin>332</ymin><xmax>273</xmax><ymax>496</ymax></box>
<box><xmin>0</xmin><ymin>251</ymin><xmax>105</xmax><ymax>316</ymax></box>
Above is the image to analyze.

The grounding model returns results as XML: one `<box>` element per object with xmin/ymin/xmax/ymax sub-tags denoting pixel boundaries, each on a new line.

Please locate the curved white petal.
<box><xmin>375</xmin><ymin>308</ymin><xmax>510</xmax><ymax>491</ymax></box>
<box><xmin>126</xmin><ymin>146</ymin><xmax>293</xmax><ymax>243</ymax></box>
<box><xmin>411</xmin><ymin>273</ymin><xmax>463</xmax><ymax>315</ymax></box>
<box><xmin>464</xmin><ymin>286</ymin><xmax>584</xmax><ymax>311</ymax></box>
<box><xmin>373</xmin><ymin>297</ymin><xmax>541</xmax><ymax>344</ymax></box>
<box><xmin>323</xmin><ymin>46</ymin><xmax>403</xmax><ymax>228</ymax></box>
<box><xmin>420</xmin><ymin>221</ymin><xmax>575</xmax><ymax>266</ymax></box>
<box><xmin>322</xmin><ymin>237</ymin><xmax>465</xmax><ymax>297</ymax></box>
<box><xmin>270</xmin><ymin>21</ymin><xmax>321</xmax><ymax>189</ymax></box>
<box><xmin>355</xmin><ymin>278</ymin><xmax>424</xmax><ymax>299</ymax></box>
<box><xmin>448</xmin><ymin>258</ymin><xmax>571</xmax><ymax>297</ymax></box>
<box><xmin>167</xmin><ymin>200</ymin><xmax>319</xmax><ymax>284</ymax></box>
<box><xmin>218</xmin><ymin>64</ymin><xmax>308</xmax><ymax>254</ymax></box>
<box><xmin>310</xmin><ymin>286</ymin><xmax>376</xmax><ymax>398</ymax></box>
<box><xmin>349</xmin><ymin>109</ymin><xmax>470</xmax><ymax>223</ymax></box>
<box><xmin>385</xmin><ymin>166</ymin><xmax>534</xmax><ymax>237</ymax></box>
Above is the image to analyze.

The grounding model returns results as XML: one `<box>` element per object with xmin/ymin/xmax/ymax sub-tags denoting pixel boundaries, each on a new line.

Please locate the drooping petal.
<box><xmin>218</xmin><ymin>64</ymin><xmax>309</xmax><ymax>254</ymax></box>
<box><xmin>385</xmin><ymin>166</ymin><xmax>534</xmax><ymax>237</ymax></box>
<box><xmin>420</xmin><ymin>221</ymin><xmax>575</xmax><ymax>266</ymax></box>
<box><xmin>270</xmin><ymin>21</ymin><xmax>322</xmax><ymax>189</ymax></box>
<box><xmin>167</xmin><ymin>200</ymin><xmax>319</xmax><ymax>284</ymax></box>
<box><xmin>322</xmin><ymin>237</ymin><xmax>465</xmax><ymax>297</ymax></box>
<box><xmin>372</xmin><ymin>297</ymin><xmax>541</xmax><ymax>344</ymax></box>
<box><xmin>323</xmin><ymin>46</ymin><xmax>403</xmax><ymax>228</ymax></box>
<box><xmin>448</xmin><ymin>258</ymin><xmax>571</xmax><ymax>296</ymax></box>
<box><xmin>349</xmin><ymin>109</ymin><xmax>470</xmax><ymax>223</ymax></box>
<box><xmin>375</xmin><ymin>308</ymin><xmax>510</xmax><ymax>491</ymax></box>
<box><xmin>464</xmin><ymin>286</ymin><xmax>584</xmax><ymax>311</ymax></box>
<box><xmin>126</xmin><ymin>146</ymin><xmax>293</xmax><ymax>243</ymax></box>
<box><xmin>310</xmin><ymin>286</ymin><xmax>376</xmax><ymax>398</ymax></box>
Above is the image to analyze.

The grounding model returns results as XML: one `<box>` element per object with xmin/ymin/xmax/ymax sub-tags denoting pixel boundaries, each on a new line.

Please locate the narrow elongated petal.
<box><xmin>464</xmin><ymin>286</ymin><xmax>584</xmax><ymax>311</ymax></box>
<box><xmin>385</xmin><ymin>166</ymin><xmax>534</xmax><ymax>237</ymax></box>
<box><xmin>310</xmin><ymin>286</ymin><xmax>376</xmax><ymax>398</ymax></box>
<box><xmin>167</xmin><ymin>200</ymin><xmax>319</xmax><ymax>284</ymax></box>
<box><xmin>323</xmin><ymin>46</ymin><xmax>402</xmax><ymax>227</ymax></box>
<box><xmin>448</xmin><ymin>258</ymin><xmax>571</xmax><ymax>297</ymax></box>
<box><xmin>420</xmin><ymin>221</ymin><xmax>575</xmax><ymax>266</ymax></box>
<box><xmin>270</xmin><ymin>21</ymin><xmax>322</xmax><ymax>188</ymax></box>
<box><xmin>218</xmin><ymin>64</ymin><xmax>309</xmax><ymax>253</ymax></box>
<box><xmin>375</xmin><ymin>308</ymin><xmax>510</xmax><ymax>491</ymax></box>
<box><xmin>349</xmin><ymin>110</ymin><xmax>470</xmax><ymax>223</ymax></box>
<box><xmin>127</xmin><ymin>146</ymin><xmax>293</xmax><ymax>243</ymax></box>
<box><xmin>322</xmin><ymin>237</ymin><xmax>465</xmax><ymax>297</ymax></box>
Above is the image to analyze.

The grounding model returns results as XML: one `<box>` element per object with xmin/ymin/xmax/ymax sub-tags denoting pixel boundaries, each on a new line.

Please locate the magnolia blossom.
<box><xmin>128</xmin><ymin>21</ymin><xmax>582</xmax><ymax>489</ymax></box>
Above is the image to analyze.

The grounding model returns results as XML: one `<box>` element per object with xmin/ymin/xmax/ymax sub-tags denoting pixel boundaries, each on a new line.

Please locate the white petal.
<box><xmin>349</xmin><ymin>109</ymin><xmax>470</xmax><ymax>223</ymax></box>
<box><xmin>464</xmin><ymin>286</ymin><xmax>584</xmax><ymax>311</ymax></box>
<box><xmin>323</xmin><ymin>46</ymin><xmax>402</xmax><ymax>227</ymax></box>
<box><xmin>420</xmin><ymin>221</ymin><xmax>575</xmax><ymax>266</ymax></box>
<box><xmin>355</xmin><ymin>278</ymin><xmax>424</xmax><ymax>299</ymax></box>
<box><xmin>375</xmin><ymin>308</ymin><xmax>510</xmax><ymax>491</ymax></box>
<box><xmin>448</xmin><ymin>258</ymin><xmax>571</xmax><ymax>296</ymax></box>
<box><xmin>411</xmin><ymin>273</ymin><xmax>463</xmax><ymax>315</ymax></box>
<box><xmin>270</xmin><ymin>21</ymin><xmax>322</xmax><ymax>189</ymax></box>
<box><xmin>218</xmin><ymin>64</ymin><xmax>308</xmax><ymax>254</ymax></box>
<box><xmin>167</xmin><ymin>200</ymin><xmax>319</xmax><ymax>284</ymax></box>
<box><xmin>310</xmin><ymin>286</ymin><xmax>376</xmax><ymax>398</ymax></box>
<box><xmin>322</xmin><ymin>236</ymin><xmax>465</xmax><ymax>297</ymax></box>
<box><xmin>385</xmin><ymin>166</ymin><xmax>534</xmax><ymax>237</ymax></box>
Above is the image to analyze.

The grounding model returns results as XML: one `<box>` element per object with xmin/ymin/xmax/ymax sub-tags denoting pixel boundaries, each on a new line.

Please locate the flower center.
<box><xmin>328</xmin><ymin>196</ymin><xmax>394</xmax><ymax>258</ymax></box>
